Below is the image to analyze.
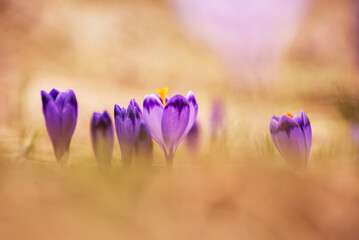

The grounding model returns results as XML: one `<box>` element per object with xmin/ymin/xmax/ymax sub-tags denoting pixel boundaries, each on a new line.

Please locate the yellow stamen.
<box><xmin>156</xmin><ymin>88</ymin><xmax>168</xmax><ymax>106</ymax></box>
<box><xmin>286</xmin><ymin>112</ymin><xmax>294</xmax><ymax>118</ymax></box>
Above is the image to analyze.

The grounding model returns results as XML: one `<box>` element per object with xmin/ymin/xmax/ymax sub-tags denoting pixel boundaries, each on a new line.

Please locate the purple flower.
<box><xmin>135</xmin><ymin>122</ymin><xmax>153</xmax><ymax>165</ymax></box>
<box><xmin>142</xmin><ymin>88</ymin><xmax>198</xmax><ymax>164</ymax></box>
<box><xmin>171</xmin><ymin>0</ymin><xmax>310</xmax><ymax>84</ymax></box>
<box><xmin>41</xmin><ymin>88</ymin><xmax>78</xmax><ymax>161</ymax></box>
<box><xmin>90</xmin><ymin>111</ymin><xmax>114</xmax><ymax>167</ymax></box>
<box><xmin>270</xmin><ymin>111</ymin><xmax>312</xmax><ymax>164</ymax></box>
<box><xmin>114</xmin><ymin>99</ymin><xmax>142</xmax><ymax>164</ymax></box>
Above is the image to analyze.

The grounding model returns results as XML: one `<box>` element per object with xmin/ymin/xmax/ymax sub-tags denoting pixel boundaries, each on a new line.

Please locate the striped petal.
<box><xmin>143</xmin><ymin>94</ymin><xmax>165</xmax><ymax>148</ymax></box>
<box><xmin>161</xmin><ymin>95</ymin><xmax>190</xmax><ymax>154</ymax></box>
<box><xmin>60</xmin><ymin>90</ymin><xmax>78</xmax><ymax>152</ymax></box>
<box><xmin>182</xmin><ymin>91</ymin><xmax>198</xmax><ymax>139</ymax></box>
<box><xmin>273</xmin><ymin>115</ymin><xmax>307</xmax><ymax>162</ymax></box>
<box><xmin>300</xmin><ymin>111</ymin><xmax>312</xmax><ymax>158</ymax></box>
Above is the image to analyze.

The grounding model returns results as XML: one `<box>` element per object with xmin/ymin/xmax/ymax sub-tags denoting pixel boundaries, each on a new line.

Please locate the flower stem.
<box><xmin>165</xmin><ymin>152</ymin><xmax>174</xmax><ymax>166</ymax></box>
<box><xmin>58</xmin><ymin>151</ymin><xmax>69</xmax><ymax>167</ymax></box>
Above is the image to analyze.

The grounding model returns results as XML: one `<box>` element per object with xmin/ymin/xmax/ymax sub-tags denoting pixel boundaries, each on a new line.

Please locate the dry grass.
<box><xmin>1</xmin><ymin>162</ymin><xmax>359</xmax><ymax>240</ymax></box>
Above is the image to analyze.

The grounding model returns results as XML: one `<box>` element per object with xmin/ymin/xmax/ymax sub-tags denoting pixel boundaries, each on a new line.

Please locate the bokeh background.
<box><xmin>1</xmin><ymin>0</ymin><xmax>359</xmax><ymax>239</ymax></box>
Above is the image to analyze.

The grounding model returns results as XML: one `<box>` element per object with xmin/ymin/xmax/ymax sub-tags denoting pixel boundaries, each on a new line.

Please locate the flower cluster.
<box><xmin>41</xmin><ymin>88</ymin><xmax>198</xmax><ymax>167</ymax></box>
<box><xmin>42</xmin><ymin>88</ymin><xmax>315</xmax><ymax>167</ymax></box>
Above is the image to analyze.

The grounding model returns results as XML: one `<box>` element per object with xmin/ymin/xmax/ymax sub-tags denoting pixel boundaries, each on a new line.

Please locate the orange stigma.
<box><xmin>286</xmin><ymin>112</ymin><xmax>294</xmax><ymax>118</ymax></box>
<box><xmin>156</xmin><ymin>88</ymin><xmax>168</xmax><ymax>106</ymax></box>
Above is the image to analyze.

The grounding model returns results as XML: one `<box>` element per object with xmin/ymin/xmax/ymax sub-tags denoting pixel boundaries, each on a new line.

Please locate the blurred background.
<box><xmin>1</xmin><ymin>0</ymin><xmax>359</xmax><ymax>239</ymax></box>
<box><xmin>1</xmin><ymin>0</ymin><xmax>358</xmax><ymax>161</ymax></box>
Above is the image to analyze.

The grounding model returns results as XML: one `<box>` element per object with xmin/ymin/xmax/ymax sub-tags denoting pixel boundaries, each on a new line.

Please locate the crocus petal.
<box><xmin>300</xmin><ymin>111</ymin><xmax>312</xmax><ymax>158</ymax></box>
<box><xmin>115</xmin><ymin>105</ymin><xmax>132</xmax><ymax>150</ymax></box>
<box><xmin>272</xmin><ymin>115</ymin><xmax>280</xmax><ymax>121</ymax></box>
<box><xmin>183</xmin><ymin>91</ymin><xmax>198</xmax><ymax>137</ymax></box>
<box><xmin>124</xmin><ymin>105</ymin><xmax>140</xmax><ymax>145</ymax></box>
<box><xmin>161</xmin><ymin>95</ymin><xmax>190</xmax><ymax>154</ymax></box>
<box><xmin>274</xmin><ymin>115</ymin><xmax>307</xmax><ymax>162</ymax></box>
<box><xmin>292</xmin><ymin>111</ymin><xmax>312</xmax><ymax>160</ymax></box>
<box><xmin>292</xmin><ymin>113</ymin><xmax>301</xmax><ymax>126</ymax></box>
<box><xmin>54</xmin><ymin>91</ymin><xmax>68</xmax><ymax>111</ymax></box>
<box><xmin>42</xmin><ymin>91</ymin><xmax>63</xmax><ymax>158</ymax></box>
<box><xmin>60</xmin><ymin>90</ymin><xmax>78</xmax><ymax>151</ymax></box>
<box><xmin>129</xmin><ymin>99</ymin><xmax>142</xmax><ymax>117</ymax></box>
<box><xmin>49</xmin><ymin>88</ymin><xmax>60</xmax><ymax>99</ymax></box>
<box><xmin>143</xmin><ymin>94</ymin><xmax>165</xmax><ymax>146</ymax></box>
<box><xmin>176</xmin><ymin>91</ymin><xmax>198</xmax><ymax>144</ymax></box>
<box><xmin>41</xmin><ymin>90</ymin><xmax>55</xmax><ymax>113</ymax></box>
<box><xmin>114</xmin><ymin>104</ymin><xmax>126</xmax><ymax>146</ymax></box>
<box><xmin>115</xmin><ymin>102</ymin><xmax>142</xmax><ymax>164</ymax></box>
<box><xmin>115</xmin><ymin>105</ymin><xmax>128</xmax><ymax>121</ymax></box>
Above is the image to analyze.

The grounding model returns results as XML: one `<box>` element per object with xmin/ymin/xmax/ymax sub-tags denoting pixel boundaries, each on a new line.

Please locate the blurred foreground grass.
<box><xmin>1</xmin><ymin>161</ymin><xmax>359</xmax><ymax>240</ymax></box>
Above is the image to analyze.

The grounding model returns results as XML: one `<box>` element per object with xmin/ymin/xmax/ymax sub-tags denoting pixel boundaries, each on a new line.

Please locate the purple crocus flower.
<box><xmin>270</xmin><ymin>111</ymin><xmax>312</xmax><ymax>164</ymax></box>
<box><xmin>171</xmin><ymin>0</ymin><xmax>310</xmax><ymax>84</ymax></box>
<box><xmin>135</xmin><ymin>122</ymin><xmax>153</xmax><ymax>165</ymax></box>
<box><xmin>90</xmin><ymin>111</ymin><xmax>114</xmax><ymax>167</ymax></box>
<box><xmin>143</xmin><ymin>88</ymin><xmax>198</xmax><ymax>164</ymax></box>
<box><xmin>41</xmin><ymin>88</ymin><xmax>78</xmax><ymax>161</ymax></box>
<box><xmin>114</xmin><ymin>99</ymin><xmax>142</xmax><ymax>164</ymax></box>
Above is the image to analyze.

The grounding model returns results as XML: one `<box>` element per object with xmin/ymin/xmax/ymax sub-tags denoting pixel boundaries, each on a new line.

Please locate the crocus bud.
<box><xmin>90</xmin><ymin>111</ymin><xmax>114</xmax><ymax>167</ymax></box>
<box><xmin>135</xmin><ymin>122</ymin><xmax>153</xmax><ymax>165</ymax></box>
<box><xmin>41</xmin><ymin>89</ymin><xmax>78</xmax><ymax>162</ymax></box>
<box><xmin>114</xmin><ymin>99</ymin><xmax>142</xmax><ymax>165</ymax></box>
<box><xmin>270</xmin><ymin>111</ymin><xmax>312</xmax><ymax>164</ymax></box>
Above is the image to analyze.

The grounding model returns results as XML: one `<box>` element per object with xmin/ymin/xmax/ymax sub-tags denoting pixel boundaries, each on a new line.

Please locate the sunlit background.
<box><xmin>1</xmin><ymin>0</ymin><xmax>359</xmax><ymax>239</ymax></box>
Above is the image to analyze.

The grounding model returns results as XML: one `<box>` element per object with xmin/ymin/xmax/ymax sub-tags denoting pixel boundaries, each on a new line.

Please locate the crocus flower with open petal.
<box><xmin>114</xmin><ymin>99</ymin><xmax>142</xmax><ymax>164</ymax></box>
<box><xmin>270</xmin><ymin>111</ymin><xmax>312</xmax><ymax>164</ymax></box>
<box><xmin>41</xmin><ymin>89</ymin><xmax>78</xmax><ymax>161</ymax></box>
<box><xmin>143</xmin><ymin>88</ymin><xmax>198</xmax><ymax>164</ymax></box>
<box><xmin>90</xmin><ymin>111</ymin><xmax>114</xmax><ymax>167</ymax></box>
